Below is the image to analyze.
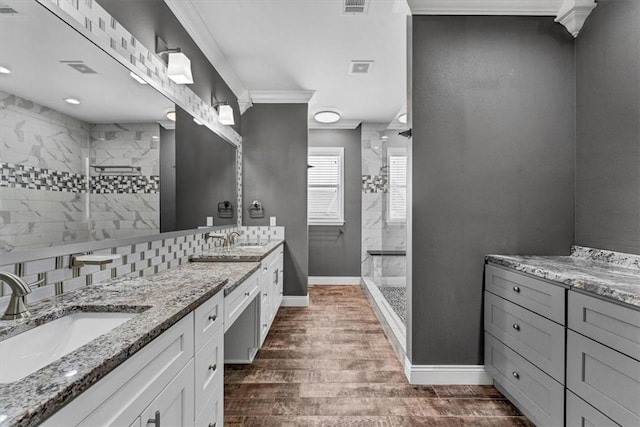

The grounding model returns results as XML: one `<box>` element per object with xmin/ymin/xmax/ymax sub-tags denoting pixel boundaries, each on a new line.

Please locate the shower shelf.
<box><xmin>367</xmin><ymin>250</ymin><xmax>406</xmax><ymax>256</ymax></box>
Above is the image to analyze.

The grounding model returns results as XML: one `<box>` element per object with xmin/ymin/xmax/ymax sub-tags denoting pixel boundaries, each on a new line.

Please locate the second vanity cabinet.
<box><xmin>259</xmin><ymin>247</ymin><xmax>284</xmax><ymax>345</ymax></box>
<box><xmin>43</xmin><ymin>291</ymin><xmax>225</xmax><ymax>427</ymax></box>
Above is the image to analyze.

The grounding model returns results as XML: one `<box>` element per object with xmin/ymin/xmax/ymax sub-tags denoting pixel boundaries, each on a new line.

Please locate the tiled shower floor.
<box><xmin>378</xmin><ymin>285</ymin><xmax>406</xmax><ymax>324</ymax></box>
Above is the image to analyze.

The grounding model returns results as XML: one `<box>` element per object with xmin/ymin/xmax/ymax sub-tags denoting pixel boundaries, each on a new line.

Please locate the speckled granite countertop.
<box><xmin>191</xmin><ymin>239</ymin><xmax>284</xmax><ymax>264</ymax></box>
<box><xmin>0</xmin><ymin>261</ymin><xmax>259</xmax><ymax>427</ymax></box>
<box><xmin>486</xmin><ymin>246</ymin><xmax>640</xmax><ymax>308</ymax></box>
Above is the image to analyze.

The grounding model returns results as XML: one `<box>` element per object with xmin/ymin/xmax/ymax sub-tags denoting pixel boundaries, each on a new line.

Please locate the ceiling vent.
<box><xmin>343</xmin><ymin>0</ymin><xmax>369</xmax><ymax>15</ymax></box>
<box><xmin>60</xmin><ymin>61</ymin><xmax>97</xmax><ymax>74</ymax></box>
<box><xmin>0</xmin><ymin>6</ymin><xmax>18</xmax><ymax>14</ymax></box>
<box><xmin>349</xmin><ymin>60</ymin><xmax>374</xmax><ymax>74</ymax></box>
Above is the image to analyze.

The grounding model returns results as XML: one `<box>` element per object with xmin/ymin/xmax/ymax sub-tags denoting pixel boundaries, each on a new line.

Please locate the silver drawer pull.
<box><xmin>245</xmin><ymin>292</ymin><xmax>250</xmax><ymax>297</ymax></box>
<box><xmin>512</xmin><ymin>286</ymin><xmax>521</xmax><ymax>293</ymax></box>
<box><xmin>208</xmin><ymin>364</ymin><xmax>217</xmax><ymax>371</ymax></box>
<box><xmin>512</xmin><ymin>323</ymin><xmax>520</xmax><ymax>331</ymax></box>
<box><xmin>263</xmin><ymin>266</ymin><xmax>268</xmax><ymax>271</ymax></box>
<box><xmin>209</xmin><ymin>423</ymin><xmax>216</xmax><ymax>427</ymax></box>
<box><xmin>147</xmin><ymin>410</ymin><xmax>161</xmax><ymax>426</ymax></box>
<box><xmin>512</xmin><ymin>371</ymin><xmax>520</xmax><ymax>379</ymax></box>
<box><xmin>208</xmin><ymin>314</ymin><xmax>217</xmax><ymax>322</ymax></box>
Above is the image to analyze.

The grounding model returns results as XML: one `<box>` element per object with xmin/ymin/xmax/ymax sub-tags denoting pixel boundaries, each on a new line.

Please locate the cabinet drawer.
<box><xmin>485</xmin><ymin>264</ymin><xmax>565</xmax><ymax>324</ymax></box>
<box><xmin>195</xmin><ymin>382</ymin><xmax>223</xmax><ymax>427</ymax></box>
<box><xmin>140</xmin><ymin>359</ymin><xmax>195</xmax><ymax>427</ymax></box>
<box><xmin>568</xmin><ymin>291</ymin><xmax>640</xmax><ymax>360</ymax></box>
<box><xmin>194</xmin><ymin>291</ymin><xmax>224</xmax><ymax>352</ymax></box>
<box><xmin>566</xmin><ymin>390</ymin><xmax>619</xmax><ymax>427</ymax></box>
<box><xmin>566</xmin><ymin>330</ymin><xmax>640</xmax><ymax>427</ymax></box>
<box><xmin>484</xmin><ymin>291</ymin><xmax>565</xmax><ymax>382</ymax></box>
<box><xmin>195</xmin><ymin>325</ymin><xmax>224</xmax><ymax>420</ymax></box>
<box><xmin>224</xmin><ymin>270</ymin><xmax>260</xmax><ymax>332</ymax></box>
<box><xmin>485</xmin><ymin>332</ymin><xmax>564</xmax><ymax>427</ymax></box>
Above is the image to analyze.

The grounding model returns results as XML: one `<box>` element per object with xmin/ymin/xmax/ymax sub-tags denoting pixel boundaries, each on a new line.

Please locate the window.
<box><xmin>308</xmin><ymin>147</ymin><xmax>344</xmax><ymax>225</ymax></box>
<box><xmin>387</xmin><ymin>147</ymin><xmax>407</xmax><ymax>222</ymax></box>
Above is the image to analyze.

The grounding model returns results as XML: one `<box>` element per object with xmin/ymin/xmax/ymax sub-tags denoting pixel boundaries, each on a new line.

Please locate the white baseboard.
<box><xmin>404</xmin><ymin>357</ymin><xmax>492</xmax><ymax>385</ymax></box>
<box><xmin>308</xmin><ymin>276</ymin><xmax>361</xmax><ymax>285</ymax></box>
<box><xmin>281</xmin><ymin>295</ymin><xmax>309</xmax><ymax>307</ymax></box>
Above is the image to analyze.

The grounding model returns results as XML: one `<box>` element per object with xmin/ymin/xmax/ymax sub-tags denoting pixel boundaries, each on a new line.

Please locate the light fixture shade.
<box><xmin>218</xmin><ymin>104</ymin><xmax>235</xmax><ymax>125</ymax></box>
<box><xmin>166</xmin><ymin>110</ymin><xmax>176</xmax><ymax>121</ymax></box>
<box><xmin>167</xmin><ymin>52</ymin><xmax>193</xmax><ymax>84</ymax></box>
<box><xmin>398</xmin><ymin>113</ymin><xmax>407</xmax><ymax>124</ymax></box>
<box><xmin>314</xmin><ymin>110</ymin><xmax>340</xmax><ymax>123</ymax></box>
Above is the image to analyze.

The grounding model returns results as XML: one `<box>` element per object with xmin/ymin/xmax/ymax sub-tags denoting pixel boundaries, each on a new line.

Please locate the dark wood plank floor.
<box><xmin>224</xmin><ymin>285</ymin><xmax>533</xmax><ymax>426</ymax></box>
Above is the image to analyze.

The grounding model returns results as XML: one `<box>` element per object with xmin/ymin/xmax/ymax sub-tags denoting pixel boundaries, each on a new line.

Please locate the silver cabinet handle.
<box><xmin>208</xmin><ymin>364</ymin><xmax>217</xmax><ymax>371</ymax></box>
<box><xmin>512</xmin><ymin>286</ymin><xmax>520</xmax><ymax>293</ymax></box>
<box><xmin>147</xmin><ymin>410</ymin><xmax>160</xmax><ymax>427</ymax></box>
<box><xmin>208</xmin><ymin>423</ymin><xmax>216</xmax><ymax>427</ymax></box>
<box><xmin>512</xmin><ymin>371</ymin><xmax>520</xmax><ymax>379</ymax></box>
<box><xmin>245</xmin><ymin>292</ymin><xmax>250</xmax><ymax>297</ymax></box>
<box><xmin>263</xmin><ymin>266</ymin><xmax>268</xmax><ymax>271</ymax></box>
<box><xmin>208</xmin><ymin>314</ymin><xmax>217</xmax><ymax>322</ymax></box>
<box><xmin>512</xmin><ymin>323</ymin><xmax>520</xmax><ymax>331</ymax></box>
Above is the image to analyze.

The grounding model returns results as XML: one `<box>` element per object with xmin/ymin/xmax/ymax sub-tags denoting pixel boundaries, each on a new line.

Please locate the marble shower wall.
<box><xmin>0</xmin><ymin>91</ymin><xmax>90</xmax><ymax>251</ymax></box>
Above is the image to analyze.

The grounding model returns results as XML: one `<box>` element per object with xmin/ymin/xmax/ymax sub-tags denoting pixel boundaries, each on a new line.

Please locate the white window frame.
<box><xmin>386</xmin><ymin>147</ymin><xmax>407</xmax><ymax>224</ymax></box>
<box><xmin>308</xmin><ymin>146</ymin><xmax>345</xmax><ymax>226</ymax></box>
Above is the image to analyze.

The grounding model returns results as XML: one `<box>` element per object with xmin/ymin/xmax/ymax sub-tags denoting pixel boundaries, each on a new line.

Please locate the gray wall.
<box><xmin>242</xmin><ymin>104</ymin><xmax>309</xmax><ymax>296</ymax></box>
<box><xmin>410</xmin><ymin>16</ymin><xmax>575</xmax><ymax>365</ymax></box>
<box><xmin>308</xmin><ymin>128</ymin><xmax>362</xmax><ymax>277</ymax></box>
<box><xmin>160</xmin><ymin>128</ymin><xmax>176</xmax><ymax>232</ymax></box>
<box><xmin>174</xmin><ymin>107</ymin><xmax>237</xmax><ymax>230</ymax></box>
<box><xmin>98</xmin><ymin>0</ymin><xmax>240</xmax><ymax>134</ymax></box>
<box><xmin>575</xmin><ymin>0</ymin><xmax>640</xmax><ymax>254</ymax></box>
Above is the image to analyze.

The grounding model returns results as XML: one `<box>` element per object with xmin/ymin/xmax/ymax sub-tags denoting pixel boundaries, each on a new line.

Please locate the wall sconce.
<box><xmin>156</xmin><ymin>37</ymin><xmax>193</xmax><ymax>85</ymax></box>
<box><xmin>212</xmin><ymin>95</ymin><xmax>235</xmax><ymax>126</ymax></box>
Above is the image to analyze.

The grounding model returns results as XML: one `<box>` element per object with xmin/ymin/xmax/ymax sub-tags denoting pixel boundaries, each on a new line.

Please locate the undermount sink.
<box><xmin>0</xmin><ymin>311</ymin><xmax>137</xmax><ymax>383</ymax></box>
<box><xmin>233</xmin><ymin>242</ymin><xmax>268</xmax><ymax>249</ymax></box>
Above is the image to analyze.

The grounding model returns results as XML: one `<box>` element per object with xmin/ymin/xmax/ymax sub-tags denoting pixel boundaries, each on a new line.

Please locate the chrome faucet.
<box><xmin>227</xmin><ymin>231</ymin><xmax>241</xmax><ymax>246</ymax></box>
<box><xmin>205</xmin><ymin>233</ymin><xmax>229</xmax><ymax>248</ymax></box>
<box><xmin>0</xmin><ymin>272</ymin><xmax>32</xmax><ymax>320</ymax></box>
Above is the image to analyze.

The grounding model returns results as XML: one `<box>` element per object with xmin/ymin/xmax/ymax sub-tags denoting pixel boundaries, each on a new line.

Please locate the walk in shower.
<box><xmin>360</xmin><ymin>124</ymin><xmax>408</xmax><ymax>359</ymax></box>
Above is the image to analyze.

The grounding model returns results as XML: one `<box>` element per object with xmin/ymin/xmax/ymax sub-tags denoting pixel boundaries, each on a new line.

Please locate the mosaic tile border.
<box><xmin>362</xmin><ymin>174</ymin><xmax>388</xmax><ymax>193</ymax></box>
<box><xmin>91</xmin><ymin>175</ymin><xmax>159</xmax><ymax>194</ymax></box>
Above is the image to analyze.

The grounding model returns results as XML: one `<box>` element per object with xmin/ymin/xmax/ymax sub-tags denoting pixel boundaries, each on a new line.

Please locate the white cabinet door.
<box><xmin>140</xmin><ymin>360</ymin><xmax>195</xmax><ymax>427</ymax></box>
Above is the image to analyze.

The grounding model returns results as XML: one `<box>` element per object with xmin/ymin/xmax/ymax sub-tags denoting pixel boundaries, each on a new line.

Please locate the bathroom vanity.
<box><xmin>0</xmin><ymin>241</ymin><xmax>284</xmax><ymax>427</ymax></box>
<box><xmin>484</xmin><ymin>247</ymin><xmax>640</xmax><ymax>427</ymax></box>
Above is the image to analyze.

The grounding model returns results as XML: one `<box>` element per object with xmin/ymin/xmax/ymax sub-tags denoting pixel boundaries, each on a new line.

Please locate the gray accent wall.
<box><xmin>410</xmin><ymin>16</ymin><xmax>576</xmax><ymax>365</ymax></box>
<box><xmin>308</xmin><ymin>128</ymin><xmax>362</xmax><ymax>277</ymax></box>
<box><xmin>575</xmin><ymin>0</ymin><xmax>640</xmax><ymax>254</ymax></box>
<box><xmin>242</xmin><ymin>104</ymin><xmax>309</xmax><ymax>296</ymax></box>
<box><xmin>174</xmin><ymin>107</ymin><xmax>237</xmax><ymax>230</ymax></box>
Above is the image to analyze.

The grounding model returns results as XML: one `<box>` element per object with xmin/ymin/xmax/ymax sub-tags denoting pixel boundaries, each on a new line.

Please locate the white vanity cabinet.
<box><xmin>43</xmin><ymin>291</ymin><xmax>224</xmax><ymax>427</ymax></box>
<box><xmin>259</xmin><ymin>247</ymin><xmax>284</xmax><ymax>346</ymax></box>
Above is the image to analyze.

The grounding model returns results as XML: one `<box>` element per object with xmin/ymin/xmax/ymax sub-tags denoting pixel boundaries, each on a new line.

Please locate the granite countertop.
<box><xmin>486</xmin><ymin>246</ymin><xmax>640</xmax><ymax>308</ymax></box>
<box><xmin>191</xmin><ymin>239</ymin><xmax>284</xmax><ymax>264</ymax></box>
<box><xmin>0</xmin><ymin>261</ymin><xmax>260</xmax><ymax>427</ymax></box>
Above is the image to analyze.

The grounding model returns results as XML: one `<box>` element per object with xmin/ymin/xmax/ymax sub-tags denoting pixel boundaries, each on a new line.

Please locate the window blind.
<box><xmin>308</xmin><ymin>148</ymin><xmax>343</xmax><ymax>223</ymax></box>
<box><xmin>388</xmin><ymin>154</ymin><xmax>407</xmax><ymax>221</ymax></box>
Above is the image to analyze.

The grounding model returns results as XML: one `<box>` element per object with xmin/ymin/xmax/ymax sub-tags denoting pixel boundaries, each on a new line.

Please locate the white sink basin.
<box><xmin>0</xmin><ymin>312</ymin><xmax>137</xmax><ymax>383</ymax></box>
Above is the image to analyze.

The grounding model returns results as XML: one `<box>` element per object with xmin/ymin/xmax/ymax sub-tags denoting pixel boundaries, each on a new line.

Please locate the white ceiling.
<box><xmin>168</xmin><ymin>0</ymin><xmax>410</xmax><ymax>125</ymax></box>
<box><xmin>0</xmin><ymin>0</ymin><xmax>173</xmax><ymax>124</ymax></box>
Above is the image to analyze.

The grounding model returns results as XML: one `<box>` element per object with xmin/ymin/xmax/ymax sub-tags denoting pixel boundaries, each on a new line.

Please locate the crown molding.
<box><xmin>407</xmin><ymin>0</ymin><xmax>596</xmax><ymax>37</ymax></box>
<box><xmin>250</xmin><ymin>90</ymin><xmax>316</xmax><ymax>104</ymax></box>
<box><xmin>308</xmin><ymin>120</ymin><xmax>362</xmax><ymax>130</ymax></box>
<box><xmin>164</xmin><ymin>0</ymin><xmax>249</xmax><ymax>101</ymax></box>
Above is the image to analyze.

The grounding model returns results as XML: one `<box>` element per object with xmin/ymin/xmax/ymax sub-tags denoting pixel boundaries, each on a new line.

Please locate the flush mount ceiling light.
<box><xmin>64</xmin><ymin>98</ymin><xmax>80</xmax><ymax>105</ymax></box>
<box><xmin>398</xmin><ymin>113</ymin><xmax>407</xmax><ymax>124</ymax></box>
<box><xmin>156</xmin><ymin>36</ymin><xmax>193</xmax><ymax>85</ymax></box>
<box><xmin>211</xmin><ymin>95</ymin><xmax>235</xmax><ymax>126</ymax></box>
<box><xmin>314</xmin><ymin>110</ymin><xmax>341</xmax><ymax>124</ymax></box>
<box><xmin>129</xmin><ymin>71</ymin><xmax>147</xmax><ymax>85</ymax></box>
<box><xmin>0</xmin><ymin>66</ymin><xmax>10</xmax><ymax>74</ymax></box>
<box><xmin>166</xmin><ymin>110</ymin><xmax>176</xmax><ymax>121</ymax></box>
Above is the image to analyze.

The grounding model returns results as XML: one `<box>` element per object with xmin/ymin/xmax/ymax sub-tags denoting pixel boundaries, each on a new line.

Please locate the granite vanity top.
<box><xmin>191</xmin><ymin>239</ymin><xmax>284</xmax><ymax>264</ymax></box>
<box><xmin>486</xmin><ymin>246</ymin><xmax>640</xmax><ymax>308</ymax></box>
<box><xmin>0</xmin><ymin>261</ymin><xmax>260</xmax><ymax>427</ymax></box>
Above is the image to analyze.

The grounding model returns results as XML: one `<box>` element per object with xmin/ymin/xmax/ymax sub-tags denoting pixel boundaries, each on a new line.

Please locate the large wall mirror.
<box><xmin>0</xmin><ymin>0</ymin><xmax>238</xmax><ymax>253</ymax></box>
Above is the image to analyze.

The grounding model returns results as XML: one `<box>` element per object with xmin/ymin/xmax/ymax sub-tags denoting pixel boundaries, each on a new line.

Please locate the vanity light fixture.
<box><xmin>398</xmin><ymin>113</ymin><xmax>407</xmax><ymax>124</ymax></box>
<box><xmin>64</xmin><ymin>98</ymin><xmax>80</xmax><ymax>105</ymax></box>
<box><xmin>314</xmin><ymin>110</ymin><xmax>341</xmax><ymax>124</ymax></box>
<box><xmin>211</xmin><ymin>95</ymin><xmax>235</xmax><ymax>126</ymax></box>
<box><xmin>0</xmin><ymin>66</ymin><xmax>10</xmax><ymax>74</ymax></box>
<box><xmin>193</xmin><ymin>117</ymin><xmax>204</xmax><ymax>125</ymax></box>
<box><xmin>166</xmin><ymin>110</ymin><xmax>176</xmax><ymax>121</ymax></box>
<box><xmin>129</xmin><ymin>71</ymin><xmax>147</xmax><ymax>85</ymax></box>
<box><xmin>156</xmin><ymin>37</ymin><xmax>193</xmax><ymax>85</ymax></box>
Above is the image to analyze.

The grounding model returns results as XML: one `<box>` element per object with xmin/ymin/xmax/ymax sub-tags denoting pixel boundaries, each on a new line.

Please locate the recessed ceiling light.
<box><xmin>0</xmin><ymin>66</ymin><xmax>10</xmax><ymax>74</ymax></box>
<box><xmin>398</xmin><ymin>113</ymin><xmax>407</xmax><ymax>124</ymax></box>
<box><xmin>152</xmin><ymin>136</ymin><xmax>159</xmax><ymax>140</ymax></box>
<box><xmin>314</xmin><ymin>110</ymin><xmax>340</xmax><ymax>124</ymax></box>
<box><xmin>193</xmin><ymin>117</ymin><xmax>203</xmax><ymax>125</ymax></box>
<box><xmin>381</xmin><ymin>136</ymin><xmax>388</xmax><ymax>141</ymax></box>
<box><xmin>64</xmin><ymin>98</ymin><xmax>80</xmax><ymax>105</ymax></box>
<box><xmin>129</xmin><ymin>71</ymin><xmax>147</xmax><ymax>84</ymax></box>
<box><xmin>166</xmin><ymin>110</ymin><xmax>176</xmax><ymax>121</ymax></box>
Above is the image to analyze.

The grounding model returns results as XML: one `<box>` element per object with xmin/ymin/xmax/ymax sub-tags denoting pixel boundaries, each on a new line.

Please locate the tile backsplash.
<box><xmin>0</xmin><ymin>226</ymin><xmax>285</xmax><ymax>313</ymax></box>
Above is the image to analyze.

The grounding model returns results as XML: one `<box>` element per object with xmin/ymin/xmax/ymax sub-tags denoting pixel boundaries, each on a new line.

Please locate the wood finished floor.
<box><xmin>224</xmin><ymin>285</ymin><xmax>533</xmax><ymax>426</ymax></box>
